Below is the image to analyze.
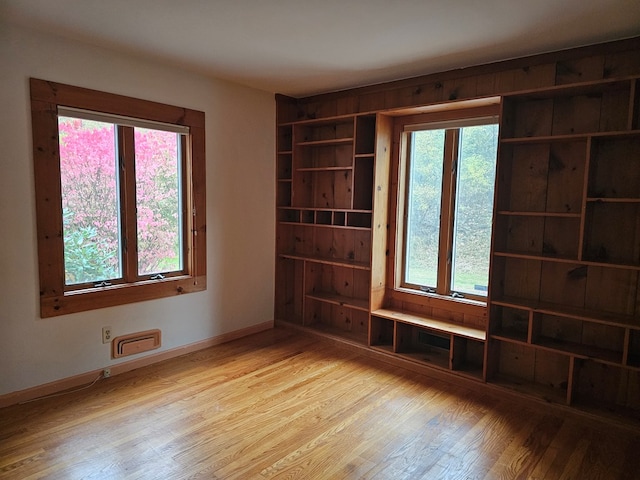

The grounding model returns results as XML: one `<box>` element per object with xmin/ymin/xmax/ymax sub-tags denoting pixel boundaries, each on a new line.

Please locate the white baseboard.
<box><xmin>0</xmin><ymin>320</ymin><xmax>274</xmax><ymax>408</ymax></box>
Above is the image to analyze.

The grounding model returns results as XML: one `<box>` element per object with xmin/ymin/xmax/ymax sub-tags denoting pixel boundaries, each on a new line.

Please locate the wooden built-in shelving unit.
<box><xmin>488</xmin><ymin>75</ymin><xmax>640</xmax><ymax>417</ymax></box>
<box><xmin>275</xmin><ymin>114</ymin><xmax>382</xmax><ymax>345</ymax></box>
<box><xmin>275</xmin><ymin>37</ymin><xmax>640</xmax><ymax>425</ymax></box>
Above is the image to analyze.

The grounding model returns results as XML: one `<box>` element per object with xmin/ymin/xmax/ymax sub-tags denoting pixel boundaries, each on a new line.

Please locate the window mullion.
<box><xmin>119</xmin><ymin>126</ymin><xmax>138</xmax><ymax>282</ymax></box>
<box><xmin>437</xmin><ymin>129</ymin><xmax>459</xmax><ymax>295</ymax></box>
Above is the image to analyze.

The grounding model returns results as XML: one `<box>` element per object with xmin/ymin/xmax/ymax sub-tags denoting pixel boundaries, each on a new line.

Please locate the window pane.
<box><xmin>404</xmin><ymin>129</ymin><xmax>445</xmax><ymax>288</ymax></box>
<box><xmin>135</xmin><ymin>128</ymin><xmax>183</xmax><ymax>276</ymax></box>
<box><xmin>58</xmin><ymin>117</ymin><xmax>122</xmax><ymax>285</ymax></box>
<box><xmin>451</xmin><ymin>124</ymin><xmax>498</xmax><ymax>296</ymax></box>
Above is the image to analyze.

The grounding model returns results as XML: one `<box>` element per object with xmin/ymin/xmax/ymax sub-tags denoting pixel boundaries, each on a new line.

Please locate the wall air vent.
<box><xmin>112</xmin><ymin>329</ymin><xmax>161</xmax><ymax>358</ymax></box>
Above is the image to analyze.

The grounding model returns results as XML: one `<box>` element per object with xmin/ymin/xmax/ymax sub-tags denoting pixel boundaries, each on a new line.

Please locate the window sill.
<box><xmin>391</xmin><ymin>287</ymin><xmax>487</xmax><ymax>318</ymax></box>
<box><xmin>40</xmin><ymin>275</ymin><xmax>206</xmax><ymax>317</ymax></box>
<box><xmin>396</xmin><ymin>286</ymin><xmax>486</xmax><ymax>306</ymax></box>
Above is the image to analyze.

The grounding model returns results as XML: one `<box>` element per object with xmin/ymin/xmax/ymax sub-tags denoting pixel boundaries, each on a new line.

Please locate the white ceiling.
<box><xmin>1</xmin><ymin>0</ymin><xmax>639</xmax><ymax>97</ymax></box>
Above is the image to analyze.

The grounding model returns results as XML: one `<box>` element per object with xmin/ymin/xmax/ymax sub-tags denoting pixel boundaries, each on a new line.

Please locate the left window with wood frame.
<box><xmin>30</xmin><ymin>78</ymin><xmax>206</xmax><ymax>317</ymax></box>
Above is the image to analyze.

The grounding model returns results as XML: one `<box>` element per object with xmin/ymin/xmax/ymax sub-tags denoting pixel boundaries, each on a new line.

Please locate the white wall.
<box><xmin>0</xmin><ymin>22</ymin><xmax>275</xmax><ymax>396</ymax></box>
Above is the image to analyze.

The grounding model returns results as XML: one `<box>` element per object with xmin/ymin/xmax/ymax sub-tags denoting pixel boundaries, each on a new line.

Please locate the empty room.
<box><xmin>1</xmin><ymin>1</ymin><xmax>640</xmax><ymax>478</ymax></box>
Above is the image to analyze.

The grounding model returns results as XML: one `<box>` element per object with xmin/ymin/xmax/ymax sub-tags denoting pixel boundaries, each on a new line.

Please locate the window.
<box><xmin>31</xmin><ymin>78</ymin><xmax>206</xmax><ymax>317</ymax></box>
<box><xmin>396</xmin><ymin>107</ymin><xmax>498</xmax><ymax>302</ymax></box>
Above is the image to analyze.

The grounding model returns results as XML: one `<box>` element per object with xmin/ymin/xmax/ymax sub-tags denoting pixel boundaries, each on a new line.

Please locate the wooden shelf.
<box><xmin>281</xmin><ymin>113</ymin><xmax>358</xmax><ymax>127</ymax></box>
<box><xmin>534</xmin><ymin>337</ymin><xmax>623</xmax><ymax>365</ymax></box>
<box><xmin>278</xmin><ymin>222</ymin><xmax>370</xmax><ymax>231</ymax></box>
<box><xmin>296</xmin><ymin>137</ymin><xmax>353</xmax><ymax>147</ymax></box>
<box><xmin>501</xmin><ymin>76</ymin><xmax>636</xmax><ymax>99</ymax></box>
<box><xmin>305</xmin><ymin>293</ymin><xmax>369</xmax><ymax>312</ymax></box>
<box><xmin>493</xmin><ymin>251</ymin><xmax>640</xmax><ymax>271</ymax></box>
<box><xmin>493</xmin><ymin>251</ymin><xmax>580</xmax><ymax>264</ymax></box>
<box><xmin>306</xmin><ymin>322</ymin><xmax>368</xmax><ymax>346</ymax></box>
<box><xmin>491</xmin><ymin>330</ymin><xmax>627</xmax><ymax>368</ymax></box>
<box><xmin>490</xmin><ymin>334</ymin><xmax>530</xmax><ymax>346</ymax></box>
<box><xmin>296</xmin><ymin>166</ymin><xmax>353</xmax><ymax>172</ymax></box>
<box><xmin>396</xmin><ymin>350</ymin><xmax>450</xmax><ymax>371</ymax></box>
<box><xmin>372</xmin><ymin>309</ymin><xmax>486</xmax><ymax>341</ymax></box>
<box><xmin>496</xmin><ymin>210</ymin><xmax>582</xmax><ymax>218</ymax></box>
<box><xmin>279</xmin><ymin>253</ymin><xmax>370</xmax><ymax>270</ymax></box>
<box><xmin>586</xmin><ymin>197</ymin><xmax>640</xmax><ymax>204</ymax></box>
<box><xmin>501</xmin><ymin>130</ymin><xmax>640</xmax><ymax>144</ymax></box>
<box><xmin>491</xmin><ymin>297</ymin><xmax>640</xmax><ymax>329</ymax></box>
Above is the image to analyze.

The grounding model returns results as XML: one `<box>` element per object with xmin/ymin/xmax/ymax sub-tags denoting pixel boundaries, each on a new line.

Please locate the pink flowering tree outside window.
<box><xmin>58</xmin><ymin>118</ymin><xmax>182</xmax><ymax>285</ymax></box>
<box><xmin>134</xmin><ymin>127</ymin><xmax>182</xmax><ymax>276</ymax></box>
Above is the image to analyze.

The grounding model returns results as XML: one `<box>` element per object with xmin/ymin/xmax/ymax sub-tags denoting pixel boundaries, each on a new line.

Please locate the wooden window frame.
<box><xmin>30</xmin><ymin>78</ymin><xmax>207</xmax><ymax>317</ymax></box>
<box><xmin>392</xmin><ymin>104</ymin><xmax>500</xmax><ymax>309</ymax></box>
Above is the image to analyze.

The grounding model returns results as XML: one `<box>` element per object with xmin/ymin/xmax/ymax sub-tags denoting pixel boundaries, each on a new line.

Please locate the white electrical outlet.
<box><xmin>103</xmin><ymin>368</ymin><xmax>111</xmax><ymax>378</ymax></box>
<box><xmin>102</xmin><ymin>326</ymin><xmax>112</xmax><ymax>344</ymax></box>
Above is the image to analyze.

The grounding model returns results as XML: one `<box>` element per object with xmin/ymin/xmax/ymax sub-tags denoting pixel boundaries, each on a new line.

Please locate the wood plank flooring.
<box><xmin>1</xmin><ymin>327</ymin><xmax>639</xmax><ymax>479</ymax></box>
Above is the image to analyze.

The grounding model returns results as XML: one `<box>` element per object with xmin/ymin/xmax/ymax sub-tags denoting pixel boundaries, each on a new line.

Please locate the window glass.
<box><xmin>401</xmin><ymin>118</ymin><xmax>498</xmax><ymax>300</ymax></box>
<box><xmin>134</xmin><ymin>128</ymin><xmax>183</xmax><ymax>276</ymax></box>
<box><xmin>58</xmin><ymin>117</ymin><xmax>122</xmax><ymax>285</ymax></box>
<box><xmin>404</xmin><ymin>129</ymin><xmax>445</xmax><ymax>289</ymax></box>
<box><xmin>451</xmin><ymin>124</ymin><xmax>499</xmax><ymax>296</ymax></box>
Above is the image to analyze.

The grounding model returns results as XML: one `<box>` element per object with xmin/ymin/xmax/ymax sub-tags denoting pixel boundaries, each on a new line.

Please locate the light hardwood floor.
<box><xmin>1</xmin><ymin>327</ymin><xmax>639</xmax><ymax>479</ymax></box>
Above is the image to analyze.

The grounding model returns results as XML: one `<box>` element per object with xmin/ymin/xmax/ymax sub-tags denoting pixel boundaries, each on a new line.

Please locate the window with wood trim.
<box><xmin>30</xmin><ymin>78</ymin><xmax>206</xmax><ymax>317</ymax></box>
<box><xmin>395</xmin><ymin>106</ymin><xmax>499</xmax><ymax>302</ymax></box>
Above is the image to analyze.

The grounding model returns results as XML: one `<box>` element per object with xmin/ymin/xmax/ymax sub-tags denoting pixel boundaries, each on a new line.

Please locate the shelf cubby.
<box><xmin>451</xmin><ymin>337</ymin><xmax>485</xmax><ymax>379</ymax></box>
<box><xmin>396</xmin><ymin>323</ymin><xmax>451</xmax><ymax>370</ymax></box>
<box><xmin>531</xmin><ymin>313</ymin><xmax>625</xmax><ymax>364</ymax></box>
<box><xmin>370</xmin><ymin>315</ymin><xmax>394</xmax><ymax>351</ymax></box>
<box><xmin>572</xmin><ymin>360</ymin><xmax>640</xmax><ymax>418</ymax></box>
<box><xmin>295</xmin><ymin>143</ymin><xmax>353</xmax><ymax>169</ymax></box>
<box><xmin>346</xmin><ymin>212</ymin><xmax>372</xmax><ymax>228</ymax></box>
<box><xmin>277</xmin><ymin>124</ymin><xmax>292</xmax><ymax>152</ymax></box>
<box><xmin>296</xmin><ymin>117</ymin><xmax>354</xmax><ymax>144</ymax></box>
<box><xmin>500</xmin><ymin>79</ymin><xmax>633</xmax><ymax>139</ymax></box>
<box><xmin>304</xmin><ymin>297</ymin><xmax>368</xmax><ymax>345</ymax></box>
<box><xmin>305</xmin><ymin>261</ymin><xmax>370</xmax><ymax>311</ymax></box>
<box><xmin>582</xmin><ymin>202</ymin><xmax>640</xmax><ymax>266</ymax></box>
<box><xmin>274</xmin><ymin>257</ymin><xmax>303</xmax><ymax>325</ymax></box>
<box><xmin>489</xmin><ymin>340</ymin><xmax>570</xmax><ymax>405</ymax></box>
<box><xmin>628</xmin><ymin>330</ymin><xmax>640</xmax><ymax>367</ymax></box>
<box><xmin>333</xmin><ymin>211</ymin><xmax>346</xmax><ymax>226</ymax></box>
<box><xmin>353</xmin><ymin>155</ymin><xmax>374</xmax><ymax>210</ymax></box>
<box><xmin>277</xmin><ymin>224</ymin><xmax>371</xmax><ymax>269</ymax></box>
<box><xmin>369</xmin><ymin>309</ymin><xmax>485</xmax><ymax>378</ymax></box>
<box><xmin>277</xmin><ymin>181</ymin><xmax>292</xmax><ymax>207</ymax></box>
<box><xmin>493</xmin><ymin>214</ymin><xmax>580</xmax><ymax>259</ymax></box>
<box><xmin>583</xmin><ymin>266</ymin><xmax>639</xmax><ymax>316</ymax></box>
<box><xmin>278</xmin><ymin>208</ymin><xmax>300</xmax><ymax>223</ymax></box>
<box><xmin>277</xmin><ymin>153</ymin><xmax>292</xmax><ymax>180</ymax></box>
<box><xmin>355</xmin><ymin>115</ymin><xmax>376</xmax><ymax>155</ymax></box>
<box><xmin>490</xmin><ymin>304</ymin><xmax>530</xmax><ymax>342</ymax></box>
<box><xmin>587</xmin><ymin>135</ymin><xmax>640</xmax><ymax>200</ymax></box>
<box><xmin>496</xmin><ymin>141</ymin><xmax>586</xmax><ymax>214</ymax></box>
<box><xmin>292</xmin><ymin>169</ymin><xmax>353</xmax><ymax>209</ymax></box>
<box><xmin>315</xmin><ymin>210</ymin><xmax>332</xmax><ymax>225</ymax></box>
